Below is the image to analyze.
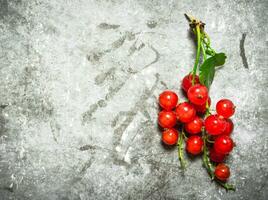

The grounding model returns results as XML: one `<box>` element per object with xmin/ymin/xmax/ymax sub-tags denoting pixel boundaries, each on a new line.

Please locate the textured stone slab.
<box><xmin>0</xmin><ymin>0</ymin><xmax>267</xmax><ymax>199</ymax></box>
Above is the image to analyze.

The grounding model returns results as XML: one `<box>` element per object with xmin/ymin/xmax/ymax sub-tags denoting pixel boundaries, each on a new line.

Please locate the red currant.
<box><xmin>216</xmin><ymin>99</ymin><xmax>235</xmax><ymax>118</ymax></box>
<box><xmin>205</xmin><ymin>115</ymin><xmax>226</xmax><ymax>135</ymax></box>
<box><xmin>162</xmin><ymin>128</ymin><xmax>179</xmax><ymax>145</ymax></box>
<box><xmin>175</xmin><ymin>102</ymin><xmax>196</xmax><ymax>123</ymax></box>
<box><xmin>158</xmin><ymin>111</ymin><xmax>177</xmax><ymax>128</ymax></box>
<box><xmin>222</xmin><ymin>119</ymin><xmax>234</xmax><ymax>136</ymax></box>
<box><xmin>214</xmin><ymin>163</ymin><xmax>230</xmax><ymax>181</ymax></box>
<box><xmin>187</xmin><ymin>84</ymin><xmax>209</xmax><ymax>105</ymax></box>
<box><xmin>214</xmin><ymin>135</ymin><xmax>234</xmax><ymax>155</ymax></box>
<box><xmin>193</xmin><ymin>97</ymin><xmax>211</xmax><ymax>113</ymax></box>
<box><xmin>159</xmin><ymin>91</ymin><xmax>178</xmax><ymax>111</ymax></box>
<box><xmin>185</xmin><ymin>116</ymin><xmax>203</xmax><ymax>134</ymax></box>
<box><xmin>181</xmin><ymin>74</ymin><xmax>200</xmax><ymax>92</ymax></box>
<box><xmin>209</xmin><ymin>148</ymin><xmax>226</xmax><ymax>163</ymax></box>
<box><xmin>186</xmin><ymin>135</ymin><xmax>203</xmax><ymax>155</ymax></box>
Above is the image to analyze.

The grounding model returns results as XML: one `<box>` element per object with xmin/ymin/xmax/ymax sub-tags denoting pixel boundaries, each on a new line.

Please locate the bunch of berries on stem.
<box><xmin>157</xmin><ymin>14</ymin><xmax>236</xmax><ymax>191</ymax></box>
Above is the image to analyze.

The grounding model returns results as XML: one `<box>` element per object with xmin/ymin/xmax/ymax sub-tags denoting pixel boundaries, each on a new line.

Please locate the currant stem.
<box><xmin>217</xmin><ymin>181</ymin><xmax>236</xmax><ymax>191</ymax></box>
<box><xmin>206</xmin><ymin>138</ymin><xmax>215</xmax><ymax>144</ymax></box>
<box><xmin>202</xmin><ymin>130</ymin><xmax>236</xmax><ymax>191</ymax></box>
<box><xmin>185</xmin><ymin>14</ymin><xmax>235</xmax><ymax>191</ymax></box>
<box><xmin>201</xmin><ymin>41</ymin><xmax>207</xmax><ymax>60</ymax></box>
<box><xmin>178</xmin><ymin>129</ymin><xmax>187</xmax><ymax>169</ymax></box>
<box><xmin>192</xmin><ymin>25</ymin><xmax>201</xmax><ymax>85</ymax></box>
<box><xmin>202</xmin><ymin>132</ymin><xmax>215</xmax><ymax>179</ymax></box>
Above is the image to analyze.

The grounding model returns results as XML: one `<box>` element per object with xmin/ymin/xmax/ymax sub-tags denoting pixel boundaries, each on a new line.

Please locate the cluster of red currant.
<box><xmin>158</xmin><ymin>74</ymin><xmax>235</xmax><ymax>179</ymax></box>
<box><xmin>157</xmin><ymin>15</ymin><xmax>236</xmax><ymax>190</ymax></box>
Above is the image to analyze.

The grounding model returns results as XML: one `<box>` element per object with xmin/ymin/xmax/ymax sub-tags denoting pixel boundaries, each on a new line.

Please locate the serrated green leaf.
<box><xmin>199</xmin><ymin>53</ymin><xmax>226</xmax><ymax>88</ymax></box>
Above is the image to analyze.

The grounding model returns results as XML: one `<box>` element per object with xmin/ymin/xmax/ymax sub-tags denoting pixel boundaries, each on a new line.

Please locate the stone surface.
<box><xmin>0</xmin><ymin>0</ymin><xmax>267</xmax><ymax>199</ymax></box>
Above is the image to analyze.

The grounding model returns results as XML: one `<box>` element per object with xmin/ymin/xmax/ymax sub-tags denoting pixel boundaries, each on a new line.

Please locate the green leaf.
<box><xmin>214</xmin><ymin>53</ymin><xmax>226</xmax><ymax>66</ymax></box>
<box><xmin>199</xmin><ymin>53</ymin><xmax>226</xmax><ymax>88</ymax></box>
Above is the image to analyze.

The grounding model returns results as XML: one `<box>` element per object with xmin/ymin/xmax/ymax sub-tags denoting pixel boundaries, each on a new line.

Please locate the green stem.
<box><xmin>201</xmin><ymin>41</ymin><xmax>207</xmax><ymax>60</ymax></box>
<box><xmin>205</xmin><ymin>100</ymin><xmax>211</xmax><ymax>117</ymax></box>
<box><xmin>204</xmin><ymin>32</ymin><xmax>211</xmax><ymax>46</ymax></box>
<box><xmin>192</xmin><ymin>25</ymin><xmax>201</xmax><ymax>85</ymax></box>
<box><xmin>202</xmin><ymin>130</ymin><xmax>236</xmax><ymax>191</ymax></box>
<box><xmin>178</xmin><ymin>129</ymin><xmax>187</xmax><ymax>169</ymax></box>
<box><xmin>202</xmin><ymin>133</ymin><xmax>215</xmax><ymax>179</ymax></box>
<box><xmin>206</xmin><ymin>138</ymin><xmax>215</xmax><ymax>144</ymax></box>
<box><xmin>217</xmin><ymin>181</ymin><xmax>236</xmax><ymax>191</ymax></box>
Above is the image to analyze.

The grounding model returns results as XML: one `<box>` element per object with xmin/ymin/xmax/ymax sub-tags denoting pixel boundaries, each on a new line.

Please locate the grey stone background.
<box><xmin>0</xmin><ymin>0</ymin><xmax>267</xmax><ymax>199</ymax></box>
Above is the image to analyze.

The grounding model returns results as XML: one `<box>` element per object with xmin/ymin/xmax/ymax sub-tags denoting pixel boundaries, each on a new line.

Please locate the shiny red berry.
<box><xmin>222</xmin><ymin>119</ymin><xmax>234</xmax><ymax>136</ymax></box>
<box><xmin>181</xmin><ymin>74</ymin><xmax>200</xmax><ymax>92</ymax></box>
<box><xmin>209</xmin><ymin>148</ymin><xmax>226</xmax><ymax>163</ymax></box>
<box><xmin>194</xmin><ymin>97</ymin><xmax>211</xmax><ymax>113</ymax></box>
<box><xmin>185</xmin><ymin>116</ymin><xmax>203</xmax><ymax>134</ymax></box>
<box><xmin>186</xmin><ymin>135</ymin><xmax>203</xmax><ymax>155</ymax></box>
<box><xmin>158</xmin><ymin>111</ymin><xmax>177</xmax><ymax>128</ymax></box>
<box><xmin>214</xmin><ymin>135</ymin><xmax>234</xmax><ymax>155</ymax></box>
<box><xmin>205</xmin><ymin>115</ymin><xmax>226</xmax><ymax>135</ymax></box>
<box><xmin>216</xmin><ymin>99</ymin><xmax>235</xmax><ymax>118</ymax></box>
<box><xmin>162</xmin><ymin>128</ymin><xmax>179</xmax><ymax>145</ymax></box>
<box><xmin>159</xmin><ymin>91</ymin><xmax>178</xmax><ymax>111</ymax></box>
<box><xmin>187</xmin><ymin>84</ymin><xmax>209</xmax><ymax>105</ymax></box>
<box><xmin>214</xmin><ymin>163</ymin><xmax>230</xmax><ymax>181</ymax></box>
<box><xmin>175</xmin><ymin>102</ymin><xmax>196</xmax><ymax>123</ymax></box>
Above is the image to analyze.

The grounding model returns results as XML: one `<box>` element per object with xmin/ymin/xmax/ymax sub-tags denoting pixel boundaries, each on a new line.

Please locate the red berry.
<box><xmin>222</xmin><ymin>119</ymin><xmax>234</xmax><ymax>136</ymax></box>
<box><xmin>194</xmin><ymin>97</ymin><xmax>211</xmax><ymax>113</ymax></box>
<box><xmin>209</xmin><ymin>148</ymin><xmax>226</xmax><ymax>163</ymax></box>
<box><xmin>214</xmin><ymin>135</ymin><xmax>234</xmax><ymax>155</ymax></box>
<box><xmin>158</xmin><ymin>111</ymin><xmax>177</xmax><ymax>128</ymax></box>
<box><xmin>216</xmin><ymin>99</ymin><xmax>235</xmax><ymax>118</ymax></box>
<box><xmin>181</xmin><ymin>74</ymin><xmax>200</xmax><ymax>92</ymax></box>
<box><xmin>159</xmin><ymin>91</ymin><xmax>178</xmax><ymax>111</ymax></box>
<box><xmin>162</xmin><ymin>128</ymin><xmax>179</xmax><ymax>145</ymax></box>
<box><xmin>185</xmin><ymin>116</ymin><xmax>203</xmax><ymax>134</ymax></box>
<box><xmin>186</xmin><ymin>135</ymin><xmax>203</xmax><ymax>155</ymax></box>
<box><xmin>175</xmin><ymin>102</ymin><xmax>196</xmax><ymax>123</ymax></box>
<box><xmin>187</xmin><ymin>84</ymin><xmax>209</xmax><ymax>105</ymax></box>
<box><xmin>205</xmin><ymin>115</ymin><xmax>226</xmax><ymax>135</ymax></box>
<box><xmin>214</xmin><ymin>163</ymin><xmax>230</xmax><ymax>181</ymax></box>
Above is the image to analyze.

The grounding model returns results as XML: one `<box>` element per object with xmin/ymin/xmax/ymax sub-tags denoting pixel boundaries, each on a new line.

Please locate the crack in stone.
<box><xmin>88</xmin><ymin>30</ymin><xmax>140</xmax><ymax>64</ymax></box>
<box><xmin>128</xmin><ymin>39</ymin><xmax>145</xmax><ymax>56</ymax></box>
<box><xmin>111</xmin><ymin>35</ymin><xmax>126</xmax><ymax>49</ymax></box>
<box><xmin>121</xmin><ymin>120</ymin><xmax>153</xmax><ymax>160</ymax></box>
<box><xmin>86</xmin><ymin>51</ymin><xmax>104</xmax><ymax>63</ymax></box>
<box><xmin>81</xmin><ymin>103</ymin><xmax>98</xmax><ymax>124</ymax></box>
<box><xmin>0</xmin><ymin>106</ymin><xmax>8</xmax><ymax>138</ymax></box>
<box><xmin>97</xmin><ymin>99</ymin><xmax>107</xmax><ymax>107</ymax></box>
<box><xmin>82</xmin><ymin>82</ymin><xmax>125</xmax><ymax>124</ymax></box>
<box><xmin>98</xmin><ymin>23</ymin><xmax>120</xmax><ymax>30</ymax></box>
<box><xmin>111</xmin><ymin>111</ymin><xmax>130</xmax><ymax>128</ymax></box>
<box><xmin>142</xmin><ymin>45</ymin><xmax>160</xmax><ymax>70</ymax></box>
<box><xmin>87</xmin><ymin>32</ymin><xmax>135</xmax><ymax>63</ymax></box>
<box><xmin>79</xmin><ymin>144</ymin><xmax>97</xmax><ymax>151</ymax></box>
<box><xmin>105</xmin><ymin>82</ymin><xmax>125</xmax><ymax>101</ymax></box>
<box><xmin>160</xmin><ymin>81</ymin><xmax>168</xmax><ymax>89</ymax></box>
<box><xmin>112</xmin><ymin>74</ymin><xmax>159</xmax><ymax>147</ymax></box>
<box><xmin>80</xmin><ymin>159</ymin><xmax>94</xmax><ymax>173</ymax></box>
<box><xmin>240</xmin><ymin>33</ymin><xmax>249</xmax><ymax>69</ymax></box>
<box><xmin>49</xmin><ymin>119</ymin><xmax>61</xmax><ymax>143</ymax></box>
<box><xmin>84</xmin><ymin>44</ymin><xmax>160</xmax><ymax>124</ymax></box>
<box><xmin>78</xmin><ymin>144</ymin><xmax>114</xmax><ymax>153</ymax></box>
<box><xmin>94</xmin><ymin>67</ymin><xmax>116</xmax><ymax>85</ymax></box>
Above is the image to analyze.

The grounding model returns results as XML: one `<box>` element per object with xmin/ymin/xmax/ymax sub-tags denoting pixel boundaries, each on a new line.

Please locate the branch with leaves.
<box><xmin>157</xmin><ymin>14</ymin><xmax>236</xmax><ymax>192</ymax></box>
<box><xmin>184</xmin><ymin>13</ymin><xmax>235</xmax><ymax>191</ymax></box>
